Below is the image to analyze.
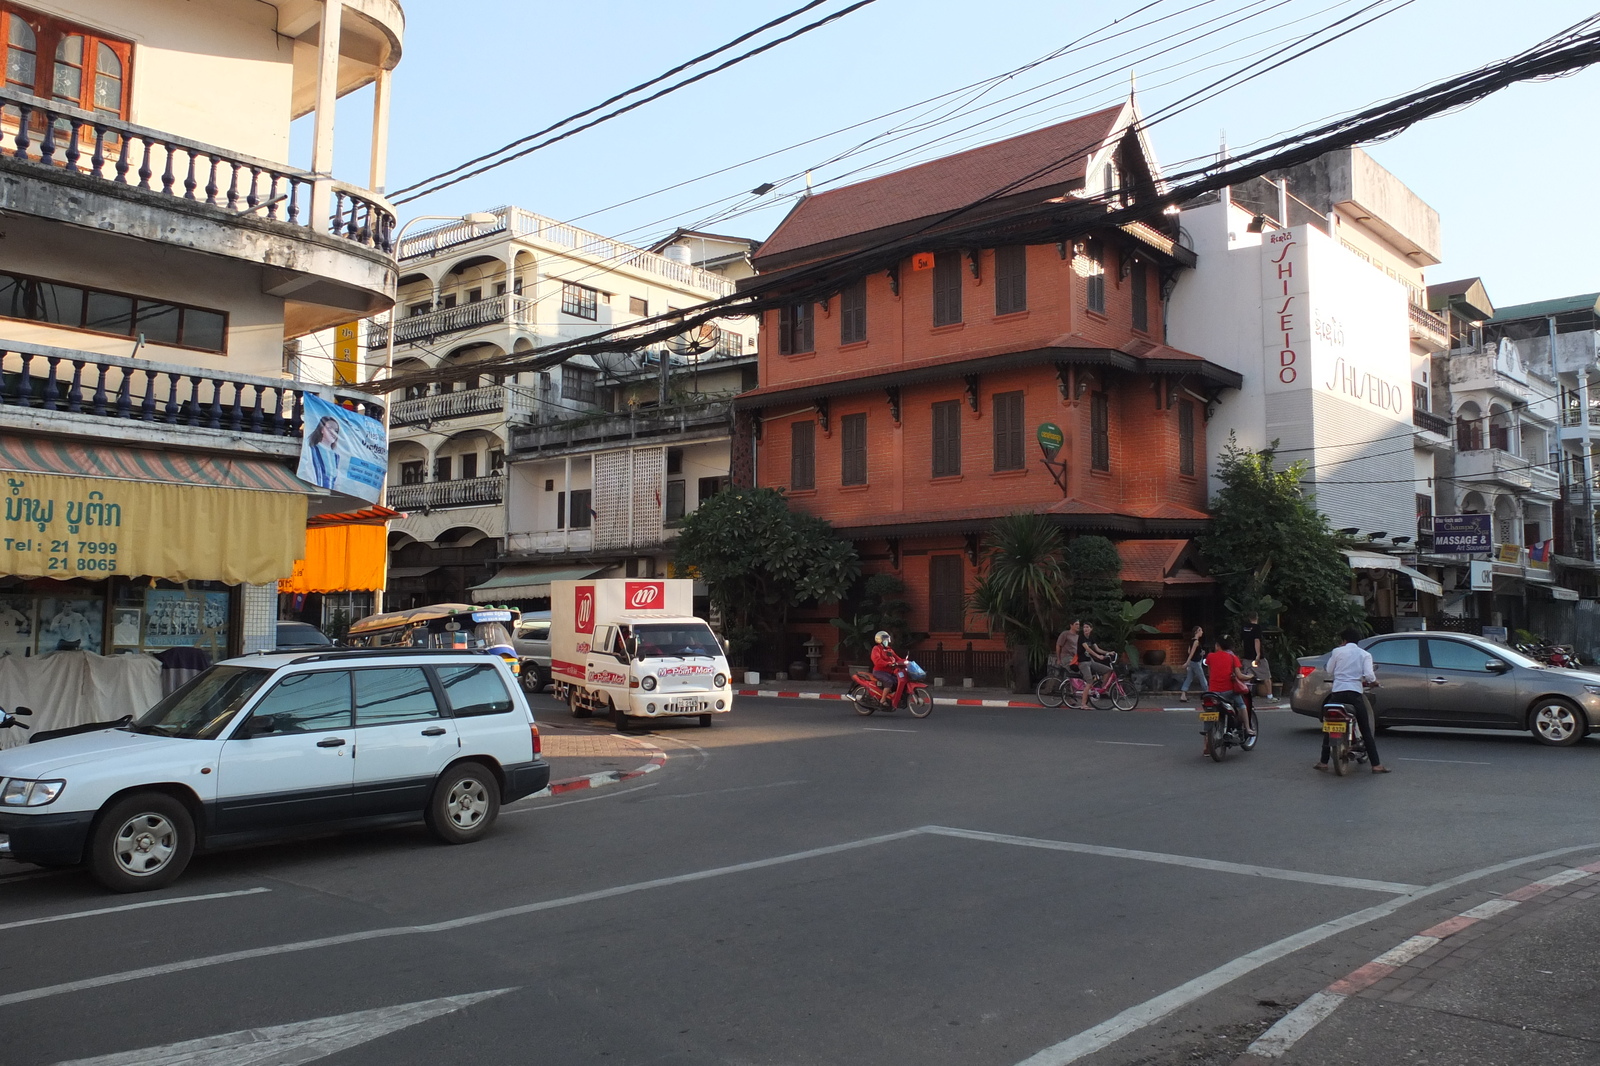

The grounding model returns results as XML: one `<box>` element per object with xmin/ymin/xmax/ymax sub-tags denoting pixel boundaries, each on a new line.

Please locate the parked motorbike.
<box><xmin>1515</xmin><ymin>642</ymin><xmax>1582</xmax><ymax>668</ymax></box>
<box><xmin>0</xmin><ymin>706</ymin><xmax>31</xmax><ymax>733</ymax></box>
<box><xmin>848</xmin><ymin>661</ymin><xmax>933</xmax><ymax>718</ymax></box>
<box><xmin>1320</xmin><ymin>698</ymin><xmax>1369</xmax><ymax>775</ymax></box>
<box><xmin>1198</xmin><ymin>691</ymin><xmax>1256</xmax><ymax>761</ymax></box>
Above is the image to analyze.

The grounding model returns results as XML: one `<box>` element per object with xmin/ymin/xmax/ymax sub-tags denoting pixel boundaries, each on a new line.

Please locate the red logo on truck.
<box><xmin>625</xmin><ymin>581</ymin><xmax>664</xmax><ymax>610</ymax></box>
<box><xmin>575</xmin><ymin>585</ymin><xmax>595</xmax><ymax>634</ymax></box>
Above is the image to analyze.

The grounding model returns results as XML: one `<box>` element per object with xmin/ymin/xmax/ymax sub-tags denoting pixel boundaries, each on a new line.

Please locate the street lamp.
<box><xmin>383</xmin><ymin>211</ymin><xmax>500</xmax><ymax>378</ymax></box>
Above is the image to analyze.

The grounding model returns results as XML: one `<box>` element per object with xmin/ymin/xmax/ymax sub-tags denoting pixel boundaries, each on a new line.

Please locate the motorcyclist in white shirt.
<box><xmin>1316</xmin><ymin>627</ymin><xmax>1389</xmax><ymax>774</ymax></box>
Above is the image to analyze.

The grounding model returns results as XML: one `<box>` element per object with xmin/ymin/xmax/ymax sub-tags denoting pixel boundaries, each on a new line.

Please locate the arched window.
<box><xmin>0</xmin><ymin>4</ymin><xmax>130</xmax><ymax>119</ymax></box>
<box><xmin>5</xmin><ymin>13</ymin><xmax>36</xmax><ymax>92</ymax></box>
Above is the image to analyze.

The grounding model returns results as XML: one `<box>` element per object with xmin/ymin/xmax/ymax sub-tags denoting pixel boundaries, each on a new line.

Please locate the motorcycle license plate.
<box><xmin>1198</xmin><ymin>710</ymin><xmax>1220</xmax><ymax>722</ymax></box>
<box><xmin>1322</xmin><ymin>721</ymin><xmax>1348</xmax><ymax>735</ymax></box>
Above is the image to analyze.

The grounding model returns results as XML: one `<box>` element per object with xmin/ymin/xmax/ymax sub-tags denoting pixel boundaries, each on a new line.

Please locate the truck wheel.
<box><xmin>88</xmin><ymin>792</ymin><xmax>194</xmax><ymax>893</ymax></box>
<box><xmin>699</xmin><ymin>714</ymin><xmax>712</xmax><ymax>727</ymax></box>
<box><xmin>611</xmin><ymin>701</ymin><xmax>630</xmax><ymax>730</ymax></box>
<box><xmin>569</xmin><ymin>687</ymin><xmax>591</xmax><ymax>719</ymax></box>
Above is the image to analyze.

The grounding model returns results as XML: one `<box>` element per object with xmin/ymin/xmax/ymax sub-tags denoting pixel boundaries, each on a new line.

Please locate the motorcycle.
<box><xmin>1198</xmin><ymin>690</ymin><xmax>1256</xmax><ymax>761</ymax></box>
<box><xmin>848</xmin><ymin>661</ymin><xmax>933</xmax><ymax>718</ymax></box>
<box><xmin>1320</xmin><ymin>697</ymin><xmax>1369</xmax><ymax>775</ymax></box>
<box><xmin>0</xmin><ymin>706</ymin><xmax>32</xmax><ymax>734</ymax></box>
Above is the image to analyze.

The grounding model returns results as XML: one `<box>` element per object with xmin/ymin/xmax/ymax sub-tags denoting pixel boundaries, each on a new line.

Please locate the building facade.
<box><xmin>733</xmin><ymin>103</ymin><xmax>1240</xmax><ymax>677</ymax></box>
<box><xmin>0</xmin><ymin>0</ymin><xmax>400</xmax><ymax>670</ymax></box>
<box><xmin>377</xmin><ymin>208</ymin><xmax>757</xmax><ymax>606</ymax></box>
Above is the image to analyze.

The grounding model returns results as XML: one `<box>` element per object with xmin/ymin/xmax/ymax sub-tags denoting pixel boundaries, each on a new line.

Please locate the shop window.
<box><xmin>561</xmin><ymin>282</ymin><xmax>599</xmax><ymax>320</ymax></box>
<box><xmin>1</xmin><ymin>5</ymin><xmax>131</xmax><ymax>120</ymax></box>
<box><xmin>928</xmin><ymin>556</ymin><xmax>965</xmax><ymax>633</ymax></box>
<box><xmin>993</xmin><ymin>391</ymin><xmax>1024</xmax><ymax>471</ymax></box>
<box><xmin>791</xmin><ymin>420</ymin><xmax>815</xmax><ymax>490</ymax></box>
<box><xmin>1091</xmin><ymin>392</ymin><xmax>1110</xmax><ymax>471</ymax></box>
<box><xmin>933</xmin><ymin>252</ymin><xmax>962</xmax><ymax>326</ymax></box>
<box><xmin>778</xmin><ymin>302</ymin><xmax>814</xmax><ymax>355</ymax></box>
<box><xmin>995</xmin><ymin>246</ymin><xmax>1026</xmax><ymax>315</ymax></box>
<box><xmin>0</xmin><ymin>269</ymin><xmax>227</xmax><ymax>353</ymax></box>
<box><xmin>1178</xmin><ymin>399</ymin><xmax>1195</xmax><ymax>476</ymax></box>
<box><xmin>841</xmin><ymin>413</ymin><xmax>867</xmax><ymax>486</ymax></box>
<box><xmin>112</xmin><ymin>579</ymin><xmax>233</xmax><ymax>659</ymax></box>
<box><xmin>840</xmin><ymin>278</ymin><xmax>867</xmax><ymax>344</ymax></box>
<box><xmin>932</xmin><ymin>400</ymin><xmax>961</xmax><ymax>477</ymax></box>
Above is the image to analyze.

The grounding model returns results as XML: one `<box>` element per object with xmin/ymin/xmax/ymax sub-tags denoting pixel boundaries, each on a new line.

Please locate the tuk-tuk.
<box><xmin>344</xmin><ymin>603</ymin><xmax>521</xmax><ymax>675</ymax></box>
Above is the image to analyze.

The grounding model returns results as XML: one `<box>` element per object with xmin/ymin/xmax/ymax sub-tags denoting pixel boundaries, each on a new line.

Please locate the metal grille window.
<box><xmin>933</xmin><ymin>252</ymin><xmax>963</xmax><ymax>326</ymax></box>
<box><xmin>995</xmin><ymin>246</ymin><xmax>1027</xmax><ymax>315</ymax></box>
<box><xmin>790</xmin><ymin>420</ymin><xmax>816</xmax><ymax>490</ymax></box>
<box><xmin>841</xmin><ymin>413</ymin><xmax>868</xmax><ymax>486</ymax></box>
<box><xmin>840</xmin><ymin>278</ymin><xmax>867</xmax><ymax>344</ymax></box>
<box><xmin>1091</xmin><ymin>392</ymin><xmax>1110</xmax><ymax>472</ymax></box>
<box><xmin>1131</xmin><ymin>258</ymin><xmax>1149</xmax><ymax>332</ymax></box>
<box><xmin>561</xmin><ymin>282</ymin><xmax>599</xmax><ymax>320</ymax></box>
<box><xmin>928</xmin><ymin>556</ymin><xmax>965</xmax><ymax>633</ymax></box>
<box><xmin>561</xmin><ymin>365</ymin><xmax>599</xmax><ymax>406</ymax></box>
<box><xmin>993</xmin><ymin>391</ymin><xmax>1024</xmax><ymax>471</ymax></box>
<box><xmin>1084</xmin><ymin>240</ymin><xmax>1106</xmax><ymax>314</ymax></box>
<box><xmin>932</xmin><ymin>400</ymin><xmax>962</xmax><ymax>477</ymax></box>
<box><xmin>1178</xmin><ymin>399</ymin><xmax>1195</xmax><ymax>476</ymax></box>
<box><xmin>778</xmin><ymin>302</ymin><xmax>814</xmax><ymax>354</ymax></box>
<box><xmin>629</xmin><ymin>296</ymin><xmax>648</xmax><ymax>317</ymax></box>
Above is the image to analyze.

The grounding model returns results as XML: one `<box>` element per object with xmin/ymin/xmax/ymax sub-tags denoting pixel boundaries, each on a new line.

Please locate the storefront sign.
<box><xmin>0</xmin><ymin>472</ymin><xmax>303</xmax><ymax>584</ymax></box>
<box><xmin>1495</xmin><ymin>543</ymin><xmax>1522</xmax><ymax>565</ymax></box>
<box><xmin>1469</xmin><ymin>560</ymin><xmax>1494</xmax><ymax>590</ymax></box>
<box><xmin>333</xmin><ymin>322</ymin><xmax>360</xmax><ymax>385</ymax></box>
<box><xmin>1432</xmin><ymin>514</ymin><xmax>1492</xmax><ymax>554</ymax></box>
<box><xmin>1036</xmin><ymin>422</ymin><xmax>1064</xmax><ymax>459</ymax></box>
<box><xmin>298</xmin><ymin>394</ymin><xmax>387</xmax><ymax>503</ymax></box>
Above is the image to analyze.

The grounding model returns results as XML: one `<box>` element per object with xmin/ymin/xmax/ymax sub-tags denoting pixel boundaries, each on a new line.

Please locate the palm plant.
<box><xmin>969</xmin><ymin>512</ymin><xmax>1068</xmax><ymax>675</ymax></box>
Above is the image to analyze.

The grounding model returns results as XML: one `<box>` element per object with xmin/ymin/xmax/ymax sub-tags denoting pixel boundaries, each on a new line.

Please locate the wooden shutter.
<box><xmin>778</xmin><ymin>306</ymin><xmax>793</xmax><ymax>355</ymax></box>
<box><xmin>933</xmin><ymin>252</ymin><xmax>962</xmax><ymax>326</ymax></box>
<box><xmin>1085</xmin><ymin>240</ymin><xmax>1105</xmax><ymax>314</ymax></box>
<box><xmin>932</xmin><ymin>400</ymin><xmax>961</xmax><ymax>477</ymax></box>
<box><xmin>790</xmin><ymin>420</ymin><xmax>815</xmax><ymax>490</ymax></box>
<box><xmin>841</xmin><ymin>413</ymin><xmax>867</xmax><ymax>485</ymax></box>
<box><xmin>993</xmin><ymin>391</ymin><xmax>1024</xmax><ymax>471</ymax></box>
<box><xmin>928</xmin><ymin>556</ymin><xmax>964</xmax><ymax>633</ymax></box>
<box><xmin>995</xmin><ymin>246</ymin><xmax>1027</xmax><ymax>315</ymax></box>
<box><xmin>1178</xmin><ymin>400</ymin><xmax>1195</xmax><ymax>476</ymax></box>
<box><xmin>1091</xmin><ymin>393</ymin><xmax>1110</xmax><ymax>471</ymax></box>
<box><xmin>840</xmin><ymin>278</ymin><xmax>867</xmax><ymax>344</ymax></box>
<box><xmin>1131</xmin><ymin>258</ymin><xmax>1149</xmax><ymax>331</ymax></box>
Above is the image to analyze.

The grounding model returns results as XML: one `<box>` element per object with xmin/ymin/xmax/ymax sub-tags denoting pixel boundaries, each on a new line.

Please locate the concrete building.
<box><xmin>376</xmin><ymin>208</ymin><xmax>757</xmax><ymax>606</ymax></box>
<box><xmin>0</xmin><ymin>0</ymin><xmax>400</xmax><ymax>665</ymax></box>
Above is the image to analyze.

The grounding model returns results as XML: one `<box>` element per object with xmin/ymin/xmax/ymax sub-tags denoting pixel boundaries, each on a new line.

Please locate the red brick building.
<box><xmin>732</xmin><ymin>103</ymin><xmax>1240</xmax><ymax>676</ymax></box>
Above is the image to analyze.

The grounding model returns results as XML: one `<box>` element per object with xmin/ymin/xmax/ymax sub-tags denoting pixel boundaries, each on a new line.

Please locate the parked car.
<box><xmin>513</xmin><ymin>611</ymin><xmax>552</xmax><ymax>694</ymax></box>
<box><xmin>1291</xmin><ymin>633</ymin><xmax>1600</xmax><ymax>746</ymax></box>
<box><xmin>275</xmin><ymin>621</ymin><xmax>334</xmax><ymax>651</ymax></box>
<box><xmin>0</xmin><ymin>649</ymin><xmax>550</xmax><ymax>892</ymax></box>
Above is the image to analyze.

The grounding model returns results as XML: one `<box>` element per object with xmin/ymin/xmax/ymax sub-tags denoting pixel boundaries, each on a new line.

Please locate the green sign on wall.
<box><xmin>1036</xmin><ymin>422</ymin><xmax>1064</xmax><ymax>459</ymax></box>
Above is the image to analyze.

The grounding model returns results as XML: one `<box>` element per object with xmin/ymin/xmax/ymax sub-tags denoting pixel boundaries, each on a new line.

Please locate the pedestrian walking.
<box><xmin>1240</xmin><ymin>611</ymin><xmax>1275</xmax><ymax>702</ymax></box>
<box><xmin>1178</xmin><ymin>626</ymin><xmax>1207</xmax><ymax>702</ymax></box>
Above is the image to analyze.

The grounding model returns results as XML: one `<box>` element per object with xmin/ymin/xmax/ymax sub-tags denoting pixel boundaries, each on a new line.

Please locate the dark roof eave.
<box><xmin>732</xmin><ymin>346</ymin><xmax>1241</xmax><ymax>410</ymax></box>
<box><xmin>835</xmin><ymin>513</ymin><xmax>1210</xmax><ymax>540</ymax></box>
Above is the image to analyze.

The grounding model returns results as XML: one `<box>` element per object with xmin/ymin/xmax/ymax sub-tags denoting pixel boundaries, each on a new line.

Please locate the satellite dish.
<box><xmin>590</xmin><ymin>351</ymin><xmax>632</xmax><ymax>374</ymax></box>
<box><xmin>675</xmin><ymin>322</ymin><xmax>718</xmax><ymax>356</ymax></box>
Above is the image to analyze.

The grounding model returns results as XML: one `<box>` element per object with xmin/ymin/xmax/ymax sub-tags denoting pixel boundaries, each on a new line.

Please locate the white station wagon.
<box><xmin>0</xmin><ymin>649</ymin><xmax>550</xmax><ymax>892</ymax></box>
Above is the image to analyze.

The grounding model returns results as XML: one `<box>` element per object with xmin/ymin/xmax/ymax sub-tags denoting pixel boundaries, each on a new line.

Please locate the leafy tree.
<box><xmin>673</xmin><ymin>487</ymin><xmax>859</xmax><ymax>663</ymax></box>
<box><xmin>969</xmin><ymin>512</ymin><xmax>1068</xmax><ymax>676</ymax></box>
<box><xmin>1199</xmin><ymin>437</ymin><xmax>1364</xmax><ymax>677</ymax></box>
<box><xmin>1062</xmin><ymin>535</ymin><xmax>1123</xmax><ymax>627</ymax></box>
<box><xmin>1096</xmin><ymin>597</ymin><xmax>1160</xmax><ymax>661</ymax></box>
<box><xmin>830</xmin><ymin>573</ymin><xmax>911</xmax><ymax>662</ymax></box>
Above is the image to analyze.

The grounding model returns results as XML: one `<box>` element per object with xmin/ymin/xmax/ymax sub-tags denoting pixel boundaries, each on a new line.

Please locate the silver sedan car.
<box><xmin>1291</xmin><ymin>632</ymin><xmax>1600</xmax><ymax>747</ymax></box>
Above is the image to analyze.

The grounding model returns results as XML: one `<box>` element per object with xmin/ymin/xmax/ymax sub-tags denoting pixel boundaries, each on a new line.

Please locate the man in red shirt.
<box><xmin>1205</xmin><ymin>635</ymin><xmax>1253</xmax><ymax>746</ymax></box>
<box><xmin>870</xmin><ymin>630</ymin><xmax>908</xmax><ymax>708</ymax></box>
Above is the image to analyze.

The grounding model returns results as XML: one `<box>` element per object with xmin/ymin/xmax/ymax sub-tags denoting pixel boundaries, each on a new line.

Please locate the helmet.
<box><xmin>874</xmin><ymin>630</ymin><xmax>892</xmax><ymax>646</ymax></box>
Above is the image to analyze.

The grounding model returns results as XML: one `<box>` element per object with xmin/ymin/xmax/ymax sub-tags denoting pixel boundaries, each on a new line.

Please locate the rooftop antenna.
<box><xmin>1219</xmin><ymin>131</ymin><xmax>1230</xmax><ymax>212</ymax></box>
<box><xmin>803</xmin><ymin>170</ymin><xmax>813</xmax><ymax>198</ymax></box>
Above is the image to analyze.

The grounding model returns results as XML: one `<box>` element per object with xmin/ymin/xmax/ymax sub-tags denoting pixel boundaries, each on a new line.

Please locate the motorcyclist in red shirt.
<box><xmin>870</xmin><ymin>630</ymin><xmax>908</xmax><ymax>708</ymax></box>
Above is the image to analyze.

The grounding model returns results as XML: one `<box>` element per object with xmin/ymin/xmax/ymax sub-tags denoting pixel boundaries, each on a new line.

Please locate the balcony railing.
<box><xmin>391</xmin><ymin>384</ymin><xmax>506</xmax><ymax>426</ymax></box>
<box><xmin>1408</xmin><ymin>302</ymin><xmax>1450</xmax><ymax>346</ymax></box>
<box><xmin>1561</xmin><ymin>407</ymin><xmax>1600</xmax><ymax>428</ymax></box>
<box><xmin>506</xmin><ymin>529</ymin><xmax>595</xmax><ymax>555</ymax></box>
<box><xmin>399</xmin><ymin>207</ymin><xmax>736</xmax><ymax>296</ymax></box>
<box><xmin>512</xmin><ymin>398</ymin><xmax>734</xmax><ymax>453</ymax></box>
<box><xmin>1454</xmin><ymin>448</ymin><xmax>1560</xmax><ymax>493</ymax></box>
<box><xmin>370</xmin><ymin>294</ymin><xmax>536</xmax><ymax>349</ymax></box>
<box><xmin>387</xmin><ymin>475</ymin><xmax>505</xmax><ymax>511</ymax></box>
<box><xmin>0</xmin><ymin>337</ymin><xmax>382</xmax><ymax>440</ymax></box>
<box><xmin>0</xmin><ymin>88</ymin><xmax>394</xmax><ymax>252</ymax></box>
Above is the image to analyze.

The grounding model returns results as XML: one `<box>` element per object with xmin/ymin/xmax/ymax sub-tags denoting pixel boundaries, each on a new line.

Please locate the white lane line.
<box><xmin>49</xmin><ymin>988</ymin><xmax>513</xmax><ymax>1066</ymax></box>
<box><xmin>642</xmin><ymin>780</ymin><xmax>806</xmax><ymax>801</ymax></box>
<box><xmin>1010</xmin><ymin>841</ymin><xmax>1600</xmax><ymax>1066</ymax></box>
<box><xmin>861</xmin><ymin>727</ymin><xmax>916</xmax><ymax>733</ymax></box>
<box><xmin>1245</xmin><ymin>991</ymin><xmax>1347</xmax><ymax>1058</ymax></box>
<box><xmin>0</xmin><ymin>828</ymin><xmax>926</xmax><ymax>1008</ymax></box>
<box><xmin>1459</xmin><ymin>898</ymin><xmax>1521</xmax><ymax>920</ymax></box>
<box><xmin>503</xmin><ymin>781</ymin><xmax>660</xmax><ymax>813</ymax></box>
<box><xmin>0</xmin><ymin>888</ymin><xmax>271</xmax><ymax>933</ymax></box>
<box><xmin>1399</xmin><ymin>757</ymin><xmax>1492</xmax><ymax>766</ymax></box>
<box><xmin>1095</xmin><ymin>740</ymin><xmax>1164</xmax><ymax>747</ymax></box>
<box><xmin>923</xmin><ymin>826</ymin><xmax>1422</xmax><ymax>894</ymax></box>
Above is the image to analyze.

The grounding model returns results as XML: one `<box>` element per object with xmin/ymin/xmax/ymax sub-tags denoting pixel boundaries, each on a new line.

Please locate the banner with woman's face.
<box><xmin>297</xmin><ymin>393</ymin><xmax>387</xmax><ymax>502</ymax></box>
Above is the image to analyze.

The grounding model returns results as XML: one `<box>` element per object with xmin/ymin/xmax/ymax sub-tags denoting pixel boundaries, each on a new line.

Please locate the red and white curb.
<box><xmin>1237</xmin><ymin>858</ymin><xmax>1600</xmax><ymax>1061</ymax></box>
<box><xmin>529</xmin><ymin>735</ymin><xmax>667</xmax><ymax>798</ymax></box>
<box><xmin>736</xmin><ymin>689</ymin><xmax>1290</xmax><ymax>712</ymax></box>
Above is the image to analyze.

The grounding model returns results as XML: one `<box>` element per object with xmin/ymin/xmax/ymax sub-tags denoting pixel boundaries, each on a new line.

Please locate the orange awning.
<box><xmin>279</xmin><ymin>523</ymin><xmax>386</xmax><ymax>594</ymax></box>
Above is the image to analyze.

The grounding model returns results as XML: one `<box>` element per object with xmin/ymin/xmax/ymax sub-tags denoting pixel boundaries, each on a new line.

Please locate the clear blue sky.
<box><xmin>299</xmin><ymin>1</ymin><xmax>1599</xmax><ymax>307</ymax></box>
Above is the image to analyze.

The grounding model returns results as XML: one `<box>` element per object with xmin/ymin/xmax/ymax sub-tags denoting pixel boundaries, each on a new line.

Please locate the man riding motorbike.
<box><xmin>870</xmin><ymin>630</ymin><xmax>909</xmax><ymax>709</ymax></box>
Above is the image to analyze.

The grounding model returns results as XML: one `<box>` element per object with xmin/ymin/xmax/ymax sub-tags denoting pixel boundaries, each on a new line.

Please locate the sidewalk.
<box><xmin>532</xmin><ymin>722</ymin><xmax>666</xmax><ymax>796</ymax></box>
<box><xmin>733</xmin><ymin>678</ymin><xmax>1288</xmax><ymax>711</ymax></box>
<box><xmin>1237</xmin><ymin>857</ymin><xmax>1600</xmax><ymax>1065</ymax></box>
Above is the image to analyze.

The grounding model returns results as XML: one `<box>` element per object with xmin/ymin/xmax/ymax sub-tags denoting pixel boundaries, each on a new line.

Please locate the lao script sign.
<box><xmin>1432</xmin><ymin>514</ymin><xmax>1492</xmax><ymax>554</ymax></box>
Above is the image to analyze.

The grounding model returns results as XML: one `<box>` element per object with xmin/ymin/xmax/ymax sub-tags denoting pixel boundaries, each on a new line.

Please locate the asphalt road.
<box><xmin>3</xmin><ymin>696</ymin><xmax>1599</xmax><ymax>1066</ymax></box>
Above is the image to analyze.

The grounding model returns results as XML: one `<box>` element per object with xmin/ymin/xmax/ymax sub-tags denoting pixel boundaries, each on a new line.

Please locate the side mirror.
<box><xmin>12</xmin><ymin>706</ymin><xmax>32</xmax><ymax>716</ymax></box>
<box><xmin>235</xmin><ymin>714</ymin><xmax>270</xmax><ymax>738</ymax></box>
<box><xmin>1486</xmin><ymin>659</ymin><xmax>1510</xmax><ymax>674</ymax></box>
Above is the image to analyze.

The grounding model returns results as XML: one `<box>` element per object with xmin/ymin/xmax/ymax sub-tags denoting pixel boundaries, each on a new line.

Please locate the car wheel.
<box><xmin>1529</xmin><ymin>698</ymin><xmax>1585</xmax><ymax>747</ymax></box>
<box><xmin>426</xmin><ymin>762</ymin><xmax>501</xmax><ymax>844</ymax></box>
<box><xmin>88</xmin><ymin>792</ymin><xmax>194</xmax><ymax>893</ymax></box>
<box><xmin>521</xmin><ymin>664</ymin><xmax>547</xmax><ymax>694</ymax></box>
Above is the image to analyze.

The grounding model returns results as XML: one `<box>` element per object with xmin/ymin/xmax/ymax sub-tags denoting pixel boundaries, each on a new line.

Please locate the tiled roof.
<box><xmin>1490</xmin><ymin>293</ymin><xmax>1600</xmax><ymax>322</ymax></box>
<box><xmin>755</xmin><ymin>104</ymin><xmax>1127</xmax><ymax>266</ymax></box>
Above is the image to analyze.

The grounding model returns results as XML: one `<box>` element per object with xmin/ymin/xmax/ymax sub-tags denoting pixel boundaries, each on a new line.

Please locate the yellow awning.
<box><xmin>0</xmin><ymin>470</ymin><xmax>305</xmax><ymax>584</ymax></box>
<box><xmin>279</xmin><ymin>524</ymin><xmax>388</xmax><ymax>594</ymax></box>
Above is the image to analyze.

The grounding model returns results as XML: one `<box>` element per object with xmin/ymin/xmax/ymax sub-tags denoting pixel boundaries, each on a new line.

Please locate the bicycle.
<box><xmin>1036</xmin><ymin>653</ymin><xmax>1138</xmax><ymax>711</ymax></box>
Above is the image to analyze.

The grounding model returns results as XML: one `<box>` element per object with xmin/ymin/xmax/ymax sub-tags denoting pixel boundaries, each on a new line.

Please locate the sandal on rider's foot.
<box><xmin>1371</xmin><ymin>766</ymin><xmax>1391</xmax><ymax>774</ymax></box>
<box><xmin>1313</xmin><ymin>762</ymin><xmax>1330</xmax><ymax>772</ymax></box>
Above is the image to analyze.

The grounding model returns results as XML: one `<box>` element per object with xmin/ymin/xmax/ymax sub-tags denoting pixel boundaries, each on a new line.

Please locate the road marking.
<box><xmin>0</xmin><ymin>828</ymin><xmax>926</xmax><ymax>1008</ymax></box>
<box><xmin>0</xmin><ymin>888</ymin><xmax>270</xmax><ymax>933</ymax></box>
<box><xmin>49</xmin><ymin>988</ymin><xmax>513</xmax><ymax>1066</ymax></box>
<box><xmin>1398</xmin><ymin>757</ymin><xmax>1492</xmax><ymax>765</ymax></box>
<box><xmin>643</xmin><ymin>780</ymin><xmax>805</xmax><ymax>800</ymax></box>
<box><xmin>504</xmin><ymin>780</ymin><xmax>660</xmax><ymax>812</ymax></box>
<box><xmin>923</xmin><ymin>826</ymin><xmax>1422</xmax><ymax>894</ymax></box>
<box><xmin>1243</xmin><ymin>991</ymin><xmax>1346</xmax><ymax>1058</ymax></box>
<box><xmin>861</xmin><ymin>727</ymin><xmax>916</xmax><ymax>732</ymax></box>
<box><xmin>1095</xmin><ymin>740</ymin><xmax>1164</xmax><ymax>747</ymax></box>
<box><xmin>1012</xmin><ymin>842</ymin><xmax>1600</xmax><ymax>1066</ymax></box>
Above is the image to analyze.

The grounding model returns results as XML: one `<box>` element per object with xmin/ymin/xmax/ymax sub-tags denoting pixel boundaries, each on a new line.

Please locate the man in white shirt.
<box><xmin>1316</xmin><ymin>628</ymin><xmax>1388</xmax><ymax>774</ymax></box>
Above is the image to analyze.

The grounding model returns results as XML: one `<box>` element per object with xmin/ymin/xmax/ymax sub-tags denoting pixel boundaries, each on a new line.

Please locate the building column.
<box><xmin>369</xmin><ymin>66</ymin><xmax>391</xmax><ymax>195</ymax></box>
<box><xmin>309</xmin><ymin>0</ymin><xmax>344</xmax><ymax>231</ymax></box>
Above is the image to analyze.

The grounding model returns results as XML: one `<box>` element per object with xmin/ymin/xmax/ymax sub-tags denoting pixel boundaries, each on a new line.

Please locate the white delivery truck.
<box><xmin>550</xmin><ymin>578</ymin><xmax>732</xmax><ymax>728</ymax></box>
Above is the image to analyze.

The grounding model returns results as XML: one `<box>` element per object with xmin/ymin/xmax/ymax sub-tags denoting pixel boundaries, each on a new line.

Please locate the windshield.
<box><xmin>632</xmin><ymin>622</ymin><xmax>721</xmax><ymax>659</ymax></box>
<box><xmin>129</xmin><ymin>666</ymin><xmax>271</xmax><ymax>739</ymax></box>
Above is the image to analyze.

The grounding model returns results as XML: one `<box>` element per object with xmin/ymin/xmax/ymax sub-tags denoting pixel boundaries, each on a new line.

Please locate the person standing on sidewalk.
<box><xmin>1240</xmin><ymin>611</ymin><xmax>1275</xmax><ymax>703</ymax></box>
<box><xmin>1178</xmin><ymin>626</ymin><xmax>1207</xmax><ymax>702</ymax></box>
<box><xmin>1316</xmin><ymin>628</ymin><xmax>1389</xmax><ymax>774</ymax></box>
